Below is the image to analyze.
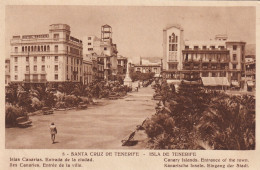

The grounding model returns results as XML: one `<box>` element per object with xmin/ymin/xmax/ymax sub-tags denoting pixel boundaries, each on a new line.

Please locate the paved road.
<box><xmin>5</xmin><ymin>86</ymin><xmax>156</xmax><ymax>149</ymax></box>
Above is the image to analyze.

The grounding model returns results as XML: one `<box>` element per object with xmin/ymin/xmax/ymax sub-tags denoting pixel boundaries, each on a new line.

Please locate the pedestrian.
<box><xmin>50</xmin><ymin>122</ymin><xmax>57</xmax><ymax>144</ymax></box>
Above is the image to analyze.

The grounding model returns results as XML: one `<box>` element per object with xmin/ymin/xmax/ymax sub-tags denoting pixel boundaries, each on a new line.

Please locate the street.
<box><xmin>5</xmin><ymin>86</ymin><xmax>156</xmax><ymax>149</ymax></box>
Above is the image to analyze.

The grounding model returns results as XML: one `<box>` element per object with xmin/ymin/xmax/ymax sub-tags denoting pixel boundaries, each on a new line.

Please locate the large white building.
<box><xmin>10</xmin><ymin>24</ymin><xmax>83</xmax><ymax>84</ymax></box>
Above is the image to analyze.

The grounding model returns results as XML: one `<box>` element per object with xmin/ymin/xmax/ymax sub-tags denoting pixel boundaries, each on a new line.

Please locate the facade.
<box><xmin>134</xmin><ymin>58</ymin><xmax>161</xmax><ymax>75</ymax></box>
<box><xmin>162</xmin><ymin>25</ymin><xmax>246</xmax><ymax>88</ymax></box>
<box><xmin>83</xmin><ymin>55</ymin><xmax>93</xmax><ymax>85</ymax></box>
<box><xmin>5</xmin><ymin>58</ymin><xmax>10</xmax><ymax>86</ymax></box>
<box><xmin>134</xmin><ymin>64</ymin><xmax>161</xmax><ymax>74</ymax></box>
<box><xmin>245</xmin><ymin>55</ymin><xmax>255</xmax><ymax>91</ymax></box>
<box><xmin>117</xmin><ymin>55</ymin><xmax>128</xmax><ymax>75</ymax></box>
<box><xmin>84</xmin><ymin>25</ymin><xmax>118</xmax><ymax>80</ymax></box>
<box><xmin>10</xmin><ymin>24</ymin><xmax>83</xmax><ymax>84</ymax></box>
<box><xmin>87</xmin><ymin>53</ymin><xmax>104</xmax><ymax>81</ymax></box>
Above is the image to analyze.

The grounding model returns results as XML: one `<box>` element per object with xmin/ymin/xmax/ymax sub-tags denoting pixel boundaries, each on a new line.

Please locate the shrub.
<box><xmin>64</xmin><ymin>95</ymin><xmax>80</xmax><ymax>107</ymax></box>
<box><xmin>31</xmin><ymin>97</ymin><xmax>44</xmax><ymax>111</ymax></box>
<box><xmin>55</xmin><ymin>101</ymin><xmax>66</xmax><ymax>109</ymax></box>
<box><xmin>5</xmin><ymin>104</ymin><xmax>26</xmax><ymax>127</ymax></box>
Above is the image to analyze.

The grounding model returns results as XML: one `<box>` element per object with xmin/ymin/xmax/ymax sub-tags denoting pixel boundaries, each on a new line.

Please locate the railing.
<box><xmin>24</xmin><ymin>79</ymin><xmax>47</xmax><ymax>83</ymax></box>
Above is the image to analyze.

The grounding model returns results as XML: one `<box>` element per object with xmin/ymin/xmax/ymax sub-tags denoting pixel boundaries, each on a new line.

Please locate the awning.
<box><xmin>231</xmin><ymin>81</ymin><xmax>239</xmax><ymax>87</ymax></box>
<box><xmin>247</xmin><ymin>81</ymin><xmax>254</xmax><ymax>87</ymax></box>
<box><xmin>167</xmin><ymin>79</ymin><xmax>181</xmax><ymax>84</ymax></box>
<box><xmin>201</xmin><ymin>77</ymin><xmax>230</xmax><ymax>86</ymax></box>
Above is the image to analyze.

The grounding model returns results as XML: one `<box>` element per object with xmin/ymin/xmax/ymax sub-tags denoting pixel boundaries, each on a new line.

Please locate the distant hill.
<box><xmin>245</xmin><ymin>44</ymin><xmax>255</xmax><ymax>56</ymax></box>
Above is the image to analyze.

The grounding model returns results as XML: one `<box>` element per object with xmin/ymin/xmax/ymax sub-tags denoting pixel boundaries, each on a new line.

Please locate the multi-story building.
<box><xmin>245</xmin><ymin>55</ymin><xmax>255</xmax><ymax>91</ymax></box>
<box><xmin>83</xmin><ymin>55</ymin><xmax>93</xmax><ymax>85</ymax></box>
<box><xmin>87</xmin><ymin>53</ymin><xmax>104</xmax><ymax>81</ymax></box>
<box><xmin>133</xmin><ymin>58</ymin><xmax>161</xmax><ymax>75</ymax></box>
<box><xmin>162</xmin><ymin>25</ymin><xmax>246</xmax><ymax>88</ymax></box>
<box><xmin>84</xmin><ymin>25</ymin><xmax>118</xmax><ymax>81</ymax></box>
<box><xmin>10</xmin><ymin>24</ymin><xmax>83</xmax><ymax>84</ymax></box>
<box><xmin>5</xmin><ymin>58</ymin><xmax>10</xmax><ymax>86</ymax></box>
<box><xmin>117</xmin><ymin>55</ymin><xmax>128</xmax><ymax>75</ymax></box>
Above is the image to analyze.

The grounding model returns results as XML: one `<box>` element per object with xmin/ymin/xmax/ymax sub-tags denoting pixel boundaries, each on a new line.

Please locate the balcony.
<box><xmin>24</xmin><ymin>79</ymin><xmax>47</xmax><ymax>83</ymax></box>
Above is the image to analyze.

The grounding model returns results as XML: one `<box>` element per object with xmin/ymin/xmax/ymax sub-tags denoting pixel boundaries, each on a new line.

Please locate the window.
<box><xmin>202</xmin><ymin>46</ymin><xmax>207</xmax><ymax>50</ymax></box>
<box><xmin>26</xmin><ymin>57</ymin><xmax>29</xmax><ymax>62</ymax></box>
<box><xmin>41</xmin><ymin>74</ymin><xmax>46</xmax><ymax>80</ymax></box>
<box><xmin>15</xmin><ymin>66</ymin><xmax>18</xmax><ymax>71</ymax></box>
<box><xmin>233</xmin><ymin>45</ymin><xmax>237</xmax><ymax>50</ymax></box>
<box><xmin>233</xmin><ymin>54</ymin><xmax>237</xmax><ymax>61</ymax></box>
<box><xmin>212</xmin><ymin>72</ymin><xmax>217</xmax><ymax>77</ymax></box>
<box><xmin>55</xmin><ymin>56</ymin><xmax>58</xmax><ymax>62</ymax></box>
<box><xmin>55</xmin><ymin>45</ymin><xmax>58</xmax><ymax>52</ymax></box>
<box><xmin>220</xmin><ymin>72</ymin><xmax>226</xmax><ymax>77</ymax></box>
<box><xmin>34</xmin><ymin>56</ymin><xmax>37</xmax><ymax>62</ymax></box>
<box><xmin>194</xmin><ymin>46</ymin><xmax>199</xmax><ymax>50</ymax></box>
<box><xmin>42</xmin><ymin>65</ymin><xmax>45</xmax><ymax>71</ymax></box>
<box><xmin>88</xmin><ymin>48</ymin><xmax>93</xmax><ymax>51</ymax></box>
<box><xmin>34</xmin><ymin>65</ymin><xmax>37</xmax><ymax>71</ymax></box>
<box><xmin>211</xmin><ymin>46</ymin><xmax>215</xmax><ymax>50</ymax></box>
<box><xmin>88</xmin><ymin>43</ymin><xmax>91</xmax><ymax>45</ymax></box>
<box><xmin>42</xmin><ymin>56</ymin><xmax>45</xmax><ymax>62</ymax></box>
<box><xmin>33</xmin><ymin>75</ymin><xmax>38</xmax><ymax>81</ymax></box>
<box><xmin>15</xmin><ymin>75</ymin><xmax>18</xmax><ymax>80</ymax></box>
<box><xmin>14</xmin><ymin>57</ymin><xmax>18</xmax><ymax>62</ymax></box>
<box><xmin>15</xmin><ymin>47</ymin><xmax>18</xmax><ymax>53</ymax></box>
<box><xmin>202</xmin><ymin>72</ymin><xmax>209</xmax><ymax>77</ymax></box>
<box><xmin>55</xmin><ymin>65</ymin><xmax>58</xmax><ymax>71</ymax></box>
<box><xmin>55</xmin><ymin>74</ymin><xmax>58</xmax><ymax>80</ymax></box>
<box><xmin>185</xmin><ymin>46</ymin><xmax>189</xmax><ymax>49</ymax></box>
<box><xmin>104</xmin><ymin>47</ymin><xmax>107</xmax><ymax>50</ymax></box>
<box><xmin>54</xmin><ymin>34</ymin><xmax>59</xmax><ymax>39</ymax></box>
<box><xmin>22</xmin><ymin>46</ymin><xmax>24</xmax><ymax>52</ymax></box>
<box><xmin>26</xmin><ymin>66</ymin><xmax>29</xmax><ymax>71</ymax></box>
<box><xmin>219</xmin><ymin>46</ymin><xmax>225</xmax><ymax>50</ymax></box>
<box><xmin>212</xmin><ymin>65</ymin><xmax>217</xmax><ymax>69</ymax></box>
<box><xmin>233</xmin><ymin>64</ymin><xmax>237</xmax><ymax>69</ymax></box>
<box><xmin>88</xmin><ymin>37</ymin><xmax>91</xmax><ymax>40</ymax></box>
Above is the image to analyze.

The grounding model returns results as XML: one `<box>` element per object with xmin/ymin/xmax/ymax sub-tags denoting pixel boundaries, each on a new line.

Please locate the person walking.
<box><xmin>50</xmin><ymin>122</ymin><xmax>57</xmax><ymax>144</ymax></box>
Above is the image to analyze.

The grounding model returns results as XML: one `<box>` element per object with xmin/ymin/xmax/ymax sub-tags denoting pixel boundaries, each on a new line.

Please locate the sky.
<box><xmin>5</xmin><ymin>6</ymin><xmax>256</xmax><ymax>63</ymax></box>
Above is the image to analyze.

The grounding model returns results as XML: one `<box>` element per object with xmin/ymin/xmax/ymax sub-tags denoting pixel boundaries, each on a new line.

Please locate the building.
<box><xmin>133</xmin><ymin>58</ymin><xmax>161</xmax><ymax>75</ymax></box>
<box><xmin>84</xmin><ymin>25</ymin><xmax>118</xmax><ymax>81</ymax></box>
<box><xmin>162</xmin><ymin>25</ymin><xmax>246</xmax><ymax>88</ymax></box>
<box><xmin>87</xmin><ymin>53</ymin><xmax>104</xmax><ymax>81</ymax></box>
<box><xmin>5</xmin><ymin>58</ymin><xmax>10</xmax><ymax>86</ymax></box>
<box><xmin>245</xmin><ymin>55</ymin><xmax>255</xmax><ymax>91</ymax></box>
<box><xmin>83</xmin><ymin>55</ymin><xmax>93</xmax><ymax>85</ymax></box>
<box><xmin>117</xmin><ymin>55</ymin><xmax>128</xmax><ymax>75</ymax></box>
<box><xmin>10</xmin><ymin>24</ymin><xmax>83</xmax><ymax>84</ymax></box>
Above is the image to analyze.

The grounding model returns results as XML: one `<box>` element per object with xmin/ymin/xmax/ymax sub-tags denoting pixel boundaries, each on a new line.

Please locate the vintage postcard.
<box><xmin>0</xmin><ymin>1</ymin><xmax>259</xmax><ymax>169</ymax></box>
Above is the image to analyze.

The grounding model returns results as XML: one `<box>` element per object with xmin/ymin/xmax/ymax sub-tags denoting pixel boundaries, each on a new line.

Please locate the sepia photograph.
<box><xmin>4</xmin><ymin>5</ymin><xmax>256</xmax><ymax>151</ymax></box>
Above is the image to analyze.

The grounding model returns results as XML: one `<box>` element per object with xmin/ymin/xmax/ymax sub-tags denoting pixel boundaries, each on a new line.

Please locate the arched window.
<box><xmin>47</xmin><ymin>45</ymin><xmax>50</xmax><ymax>51</ymax></box>
<box><xmin>41</xmin><ymin>46</ymin><xmax>43</xmax><ymax>51</ymax></box>
<box><xmin>22</xmin><ymin>46</ymin><xmax>24</xmax><ymax>52</ymax></box>
<box><xmin>28</xmin><ymin>46</ymin><xmax>30</xmax><ymax>52</ymax></box>
<box><xmin>31</xmin><ymin>46</ymin><xmax>33</xmax><ymax>52</ymax></box>
<box><xmin>38</xmin><ymin>46</ymin><xmax>40</xmax><ymax>51</ymax></box>
<box><xmin>25</xmin><ymin>46</ymin><xmax>27</xmax><ymax>52</ymax></box>
<box><xmin>44</xmin><ymin>45</ymin><xmax>46</xmax><ymax>51</ymax></box>
<box><xmin>34</xmin><ymin>46</ymin><xmax>37</xmax><ymax>51</ymax></box>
